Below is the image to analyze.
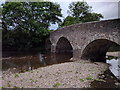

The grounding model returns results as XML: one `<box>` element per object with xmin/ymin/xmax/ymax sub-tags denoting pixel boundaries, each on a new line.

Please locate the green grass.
<box><xmin>85</xmin><ymin>77</ymin><xmax>93</xmax><ymax>80</ymax></box>
<box><xmin>79</xmin><ymin>77</ymin><xmax>93</xmax><ymax>82</ymax></box>
<box><xmin>0</xmin><ymin>87</ymin><xmax>4</xmax><ymax>88</ymax></box>
<box><xmin>94</xmin><ymin>78</ymin><xmax>105</xmax><ymax>82</ymax></box>
<box><xmin>79</xmin><ymin>79</ymin><xmax>84</xmax><ymax>82</ymax></box>
<box><xmin>94</xmin><ymin>78</ymin><xmax>102</xmax><ymax>81</ymax></box>
<box><xmin>53</xmin><ymin>82</ymin><xmax>61</xmax><ymax>87</ymax></box>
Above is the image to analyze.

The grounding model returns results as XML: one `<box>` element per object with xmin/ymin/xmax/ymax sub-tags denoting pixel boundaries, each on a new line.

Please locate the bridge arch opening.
<box><xmin>55</xmin><ymin>37</ymin><xmax>73</xmax><ymax>54</ymax></box>
<box><xmin>81</xmin><ymin>39</ymin><xmax>120</xmax><ymax>62</ymax></box>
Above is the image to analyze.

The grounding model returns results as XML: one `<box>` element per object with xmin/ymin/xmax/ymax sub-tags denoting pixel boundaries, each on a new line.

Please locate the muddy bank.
<box><xmin>91</xmin><ymin>69</ymin><xmax>120</xmax><ymax>88</ymax></box>
<box><xmin>2</xmin><ymin>60</ymin><xmax>119</xmax><ymax>88</ymax></box>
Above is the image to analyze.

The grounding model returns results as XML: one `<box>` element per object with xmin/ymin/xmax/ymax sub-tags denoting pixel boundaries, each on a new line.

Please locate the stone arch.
<box><xmin>55</xmin><ymin>37</ymin><xmax>73</xmax><ymax>54</ymax></box>
<box><xmin>81</xmin><ymin>39</ymin><xmax>120</xmax><ymax>62</ymax></box>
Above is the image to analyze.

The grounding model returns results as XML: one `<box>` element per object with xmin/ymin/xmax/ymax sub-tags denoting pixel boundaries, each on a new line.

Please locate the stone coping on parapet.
<box><xmin>51</xmin><ymin>18</ymin><xmax>120</xmax><ymax>33</ymax></box>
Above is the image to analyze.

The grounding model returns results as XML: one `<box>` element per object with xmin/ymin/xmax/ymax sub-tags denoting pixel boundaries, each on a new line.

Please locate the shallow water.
<box><xmin>106</xmin><ymin>56</ymin><xmax>120</xmax><ymax>79</ymax></box>
<box><xmin>2</xmin><ymin>51</ymin><xmax>120</xmax><ymax>80</ymax></box>
<box><xmin>2</xmin><ymin>51</ymin><xmax>73</xmax><ymax>73</ymax></box>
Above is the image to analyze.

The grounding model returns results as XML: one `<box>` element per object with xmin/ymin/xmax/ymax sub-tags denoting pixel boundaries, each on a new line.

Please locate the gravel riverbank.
<box><xmin>2</xmin><ymin>59</ymin><xmax>115</xmax><ymax>88</ymax></box>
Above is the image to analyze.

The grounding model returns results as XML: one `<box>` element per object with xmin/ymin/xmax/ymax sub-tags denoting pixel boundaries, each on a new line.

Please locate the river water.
<box><xmin>2</xmin><ymin>51</ymin><xmax>120</xmax><ymax>80</ymax></box>
<box><xmin>106</xmin><ymin>56</ymin><xmax>120</xmax><ymax>79</ymax></box>
<box><xmin>2</xmin><ymin>51</ymin><xmax>73</xmax><ymax>73</ymax></box>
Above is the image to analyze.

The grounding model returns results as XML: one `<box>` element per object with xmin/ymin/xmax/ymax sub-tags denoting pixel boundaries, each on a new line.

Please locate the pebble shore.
<box><xmin>2</xmin><ymin>60</ymin><xmax>110</xmax><ymax>88</ymax></box>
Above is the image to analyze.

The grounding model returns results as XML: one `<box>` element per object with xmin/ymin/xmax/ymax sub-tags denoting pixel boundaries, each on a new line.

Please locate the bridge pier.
<box><xmin>73</xmin><ymin>49</ymin><xmax>82</xmax><ymax>59</ymax></box>
<box><xmin>51</xmin><ymin>44</ymin><xmax>56</xmax><ymax>53</ymax></box>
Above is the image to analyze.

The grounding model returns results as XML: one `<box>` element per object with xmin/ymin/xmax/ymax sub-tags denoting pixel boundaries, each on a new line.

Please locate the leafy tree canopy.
<box><xmin>2</xmin><ymin>1</ymin><xmax>62</xmax><ymax>51</ymax></box>
<box><xmin>60</xmin><ymin>1</ymin><xmax>103</xmax><ymax>27</ymax></box>
<box><xmin>2</xmin><ymin>1</ymin><xmax>62</xmax><ymax>34</ymax></box>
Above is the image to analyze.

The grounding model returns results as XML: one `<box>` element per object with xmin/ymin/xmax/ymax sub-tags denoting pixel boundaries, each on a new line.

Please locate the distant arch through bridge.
<box><xmin>47</xmin><ymin>18</ymin><xmax>120</xmax><ymax>62</ymax></box>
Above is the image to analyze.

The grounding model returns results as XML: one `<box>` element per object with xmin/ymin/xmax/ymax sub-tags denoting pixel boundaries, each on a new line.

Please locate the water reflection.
<box><xmin>38</xmin><ymin>53</ymin><xmax>46</xmax><ymax>66</ymax></box>
<box><xmin>2</xmin><ymin>52</ymin><xmax>73</xmax><ymax>73</ymax></box>
<box><xmin>3</xmin><ymin>51</ymin><xmax>120</xmax><ymax>81</ymax></box>
<box><xmin>106</xmin><ymin>56</ymin><xmax>120</xmax><ymax>79</ymax></box>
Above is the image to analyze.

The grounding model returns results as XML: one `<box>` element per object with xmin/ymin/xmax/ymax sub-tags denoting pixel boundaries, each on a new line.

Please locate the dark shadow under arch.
<box><xmin>45</xmin><ymin>39</ymin><xmax>52</xmax><ymax>52</ymax></box>
<box><xmin>81</xmin><ymin>39</ymin><xmax>120</xmax><ymax>62</ymax></box>
<box><xmin>56</xmin><ymin>37</ymin><xmax>73</xmax><ymax>54</ymax></box>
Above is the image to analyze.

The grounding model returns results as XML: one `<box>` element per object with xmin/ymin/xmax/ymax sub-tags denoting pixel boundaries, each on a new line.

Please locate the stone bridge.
<box><xmin>46</xmin><ymin>18</ymin><xmax>120</xmax><ymax>62</ymax></box>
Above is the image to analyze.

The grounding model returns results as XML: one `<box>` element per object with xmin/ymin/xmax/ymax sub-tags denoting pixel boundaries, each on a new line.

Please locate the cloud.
<box><xmin>0</xmin><ymin>0</ymin><xmax>5</xmax><ymax>4</ymax></box>
<box><xmin>58</xmin><ymin>2</ymin><xmax>70</xmax><ymax>19</ymax></box>
<box><xmin>58</xmin><ymin>2</ymin><xmax>119</xmax><ymax>20</ymax></box>
<box><xmin>50</xmin><ymin>0</ymin><xmax>120</xmax><ymax>2</ymax></box>
<box><xmin>88</xmin><ymin>2</ymin><xmax>118</xmax><ymax>20</ymax></box>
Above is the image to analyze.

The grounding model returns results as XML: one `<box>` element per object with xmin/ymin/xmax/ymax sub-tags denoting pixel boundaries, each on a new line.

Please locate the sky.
<box><xmin>50</xmin><ymin>0</ymin><xmax>119</xmax><ymax>29</ymax></box>
<box><xmin>0</xmin><ymin>0</ymin><xmax>120</xmax><ymax>30</ymax></box>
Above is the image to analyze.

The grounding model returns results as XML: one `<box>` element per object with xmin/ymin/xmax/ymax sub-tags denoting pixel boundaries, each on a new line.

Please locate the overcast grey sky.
<box><xmin>59</xmin><ymin>2</ymin><xmax>118</xmax><ymax>20</ymax></box>
<box><xmin>0</xmin><ymin>0</ymin><xmax>119</xmax><ymax>30</ymax></box>
<box><xmin>50</xmin><ymin>1</ymin><xmax>119</xmax><ymax>30</ymax></box>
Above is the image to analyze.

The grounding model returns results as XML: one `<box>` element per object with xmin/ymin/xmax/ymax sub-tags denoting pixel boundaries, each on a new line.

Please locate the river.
<box><xmin>2</xmin><ymin>51</ymin><xmax>73</xmax><ymax>74</ymax></box>
<box><xmin>106</xmin><ymin>55</ymin><xmax>120</xmax><ymax>79</ymax></box>
<box><xmin>2</xmin><ymin>51</ymin><xmax>120</xmax><ymax>80</ymax></box>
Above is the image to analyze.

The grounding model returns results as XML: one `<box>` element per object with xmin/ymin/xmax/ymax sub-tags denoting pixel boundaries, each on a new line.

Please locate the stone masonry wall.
<box><xmin>49</xmin><ymin>18</ymin><xmax>120</xmax><ymax>60</ymax></box>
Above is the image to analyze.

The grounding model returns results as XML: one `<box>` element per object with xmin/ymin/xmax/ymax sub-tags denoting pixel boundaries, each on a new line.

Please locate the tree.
<box><xmin>68</xmin><ymin>1</ymin><xmax>91</xmax><ymax>18</ymax></box>
<box><xmin>2</xmin><ymin>1</ymin><xmax>62</xmax><ymax>51</ymax></box>
<box><xmin>2</xmin><ymin>1</ymin><xmax>62</xmax><ymax>32</ymax></box>
<box><xmin>0</xmin><ymin>5</ymin><xmax>2</xmax><ymax>20</ymax></box>
<box><xmin>60</xmin><ymin>1</ymin><xmax>103</xmax><ymax>27</ymax></box>
<box><xmin>59</xmin><ymin>16</ymin><xmax>80</xmax><ymax>27</ymax></box>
